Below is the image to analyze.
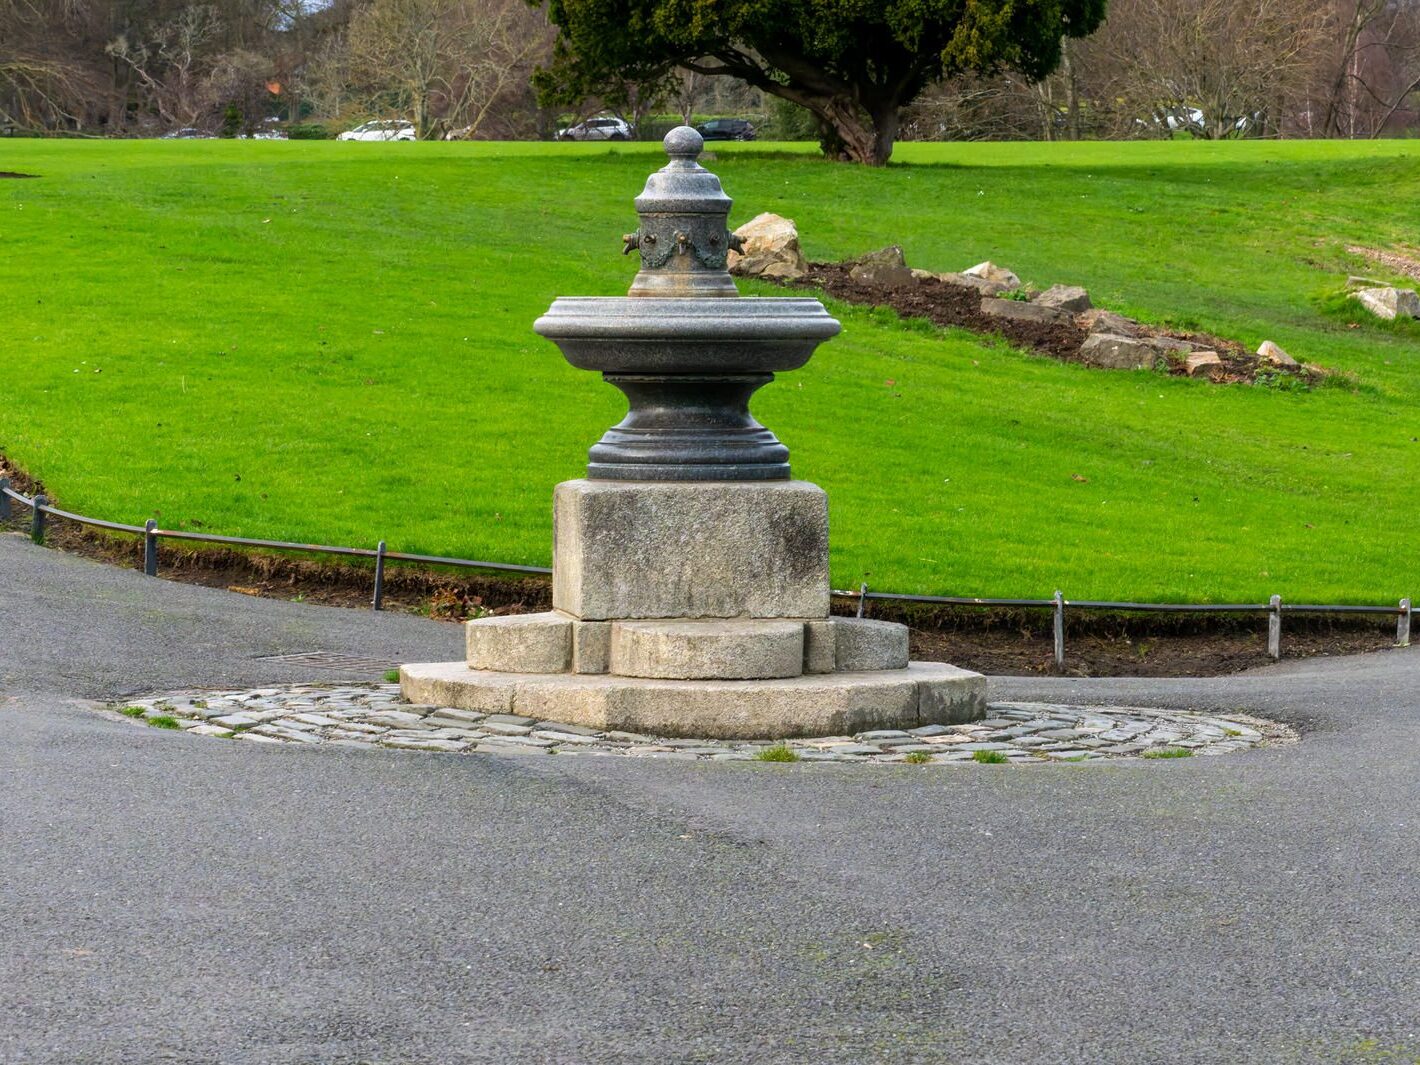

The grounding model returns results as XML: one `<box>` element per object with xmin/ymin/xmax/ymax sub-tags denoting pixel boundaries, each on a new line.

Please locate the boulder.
<box><xmin>980</xmin><ymin>297</ymin><xmax>1070</xmax><ymax>325</ymax></box>
<box><xmin>849</xmin><ymin>245</ymin><xmax>914</xmax><ymax>287</ymax></box>
<box><xmin>853</xmin><ymin>244</ymin><xmax>907</xmax><ymax>269</ymax></box>
<box><xmin>1077</xmin><ymin>309</ymin><xmax>1142</xmax><ymax>336</ymax></box>
<box><xmin>1034</xmin><ymin>284</ymin><xmax>1092</xmax><ymax>313</ymax></box>
<box><xmin>1147</xmin><ymin>336</ymin><xmax>1195</xmax><ymax>357</ymax></box>
<box><xmin>758</xmin><ymin>260</ymin><xmax>806</xmax><ymax>280</ymax></box>
<box><xmin>1257</xmin><ymin>340</ymin><xmax>1299</xmax><ymax>369</ymax></box>
<box><xmin>850</xmin><ymin>261</ymin><xmax>914</xmax><ymax>287</ymax></box>
<box><xmin>1080</xmin><ymin>333</ymin><xmax>1159</xmax><ymax>370</ymax></box>
<box><xmin>728</xmin><ymin>213</ymin><xmax>807</xmax><ymax>281</ymax></box>
<box><xmin>1347</xmin><ymin>275</ymin><xmax>1386</xmax><ymax>290</ymax></box>
<box><xmin>1184</xmin><ymin>351</ymin><xmax>1225</xmax><ymax>380</ymax></box>
<box><xmin>1352</xmin><ymin>286</ymin><xmax>1420</xmax><ymax>321</ymax></box>
<box><xmin>937</xmin><ymin>271</ymin><xmax>1012</xmax><ymax>297</ymax></box>
<box><xmin>963</xmin><ymin>261</ymin><xmax>1021</xmax><ymax>292</ymax></box>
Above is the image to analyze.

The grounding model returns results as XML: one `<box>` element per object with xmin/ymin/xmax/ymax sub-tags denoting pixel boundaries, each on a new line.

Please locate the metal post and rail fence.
<box><xmin>2</xmin><ymin>477</ymin><xmax>1411</xmax><ymax>668</ymax></box>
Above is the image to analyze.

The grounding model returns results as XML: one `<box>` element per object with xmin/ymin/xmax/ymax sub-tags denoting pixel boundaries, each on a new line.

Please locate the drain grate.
<box><xmin>255</xmin><ymin>651</ymin><xmax>399</xmax><ymax>675</ymax></box>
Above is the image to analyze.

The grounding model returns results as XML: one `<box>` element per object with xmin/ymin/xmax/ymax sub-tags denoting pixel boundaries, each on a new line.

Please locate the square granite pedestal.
<box><xmin>402</xmin><ymin>479</ymin><xmax>986</xmax><ymax>740</ymax></box>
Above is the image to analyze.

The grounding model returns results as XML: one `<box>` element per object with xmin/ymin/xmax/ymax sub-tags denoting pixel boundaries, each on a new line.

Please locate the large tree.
<box><xmin>534</xmin><ymin>0</ymin><xmax>1108</xmax><ymax>164</ymax></box>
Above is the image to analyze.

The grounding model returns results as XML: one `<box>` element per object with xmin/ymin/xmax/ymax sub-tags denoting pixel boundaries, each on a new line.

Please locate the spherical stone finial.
<box><xmin>663</xmin><ymin>125</ymin><xmax>703</xmax><ymax>160</ymax></box>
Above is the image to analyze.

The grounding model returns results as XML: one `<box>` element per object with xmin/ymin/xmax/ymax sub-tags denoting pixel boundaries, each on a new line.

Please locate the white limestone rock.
<box><xmin>963</xmin><ymin>261</ymin><xmax>1021</xmax><ymax>291</ymax></box>
<box><xmin>1184</xmin><ymin>351</ymin><xmax>1225</xmax><ymax>379</ymax></box>
<box><xmin>1352</xmin><ymin>286</ymin><xmax>1420</xmax><ymax>321</ymax></box>
<box><xmin>1257</xmin><ymin>340</ymin><xmax>1299</xmax><ymax>369</ymax></box>
<box><xmin>728</xmin><ymin>212</ymin><xmax>808</xmax><ymax>281</ymax></box>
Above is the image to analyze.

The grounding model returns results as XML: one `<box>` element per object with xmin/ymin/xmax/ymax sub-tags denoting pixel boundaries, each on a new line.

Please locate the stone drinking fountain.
<box><xmin>401</xmin><ymin>127</ymin><xmax>985</xmax><ymax>739</ymax></box>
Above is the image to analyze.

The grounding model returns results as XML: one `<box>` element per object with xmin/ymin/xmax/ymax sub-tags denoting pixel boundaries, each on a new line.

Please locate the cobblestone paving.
<box><xmin>111</xmin><ymin>684</ymin><xmax>1295</xmax><ymax>764</ymax></box>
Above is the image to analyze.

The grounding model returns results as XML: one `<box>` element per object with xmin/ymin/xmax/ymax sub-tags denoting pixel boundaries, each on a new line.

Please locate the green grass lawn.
<box><xmin>1</xmin><ymin>137</ymin><xmax>1417</xmax><ymax>603</ymax></box>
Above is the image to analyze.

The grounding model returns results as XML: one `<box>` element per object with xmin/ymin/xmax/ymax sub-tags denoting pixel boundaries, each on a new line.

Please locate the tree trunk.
<box><xmin>869</xmin><ymin>105</ymin><xmax>898</xmax><ymax>165</ymax></box>
<box><xmin>1063</xmin><ymin>39</ymin><xmax>1081</xmax><ymax>140</ymax></box>
<box><xmin>807</xmin><ymin>96</ymin><xmax>895</xmax><ymax>164</ymax></box>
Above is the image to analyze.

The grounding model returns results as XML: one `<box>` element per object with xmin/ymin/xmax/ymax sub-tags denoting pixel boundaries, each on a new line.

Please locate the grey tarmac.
<box><xmin>2</xmin><ymin>532</ymin><xmax>1419</xmax><ymax>1064</ymax></box>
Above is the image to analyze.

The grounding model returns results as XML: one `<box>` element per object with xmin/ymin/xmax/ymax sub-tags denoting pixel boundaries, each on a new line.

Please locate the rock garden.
<box><xmin>729</xmin><ymin>212</ymin><xmax>1416</xmax><ymax>386</ymax></box>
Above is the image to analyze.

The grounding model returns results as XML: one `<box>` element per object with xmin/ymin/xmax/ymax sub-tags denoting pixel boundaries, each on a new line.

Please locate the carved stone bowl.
<box><xmin>534</xmin><ymin>296</ymin><xmax>840</xmax><ymax>375</ymax></box>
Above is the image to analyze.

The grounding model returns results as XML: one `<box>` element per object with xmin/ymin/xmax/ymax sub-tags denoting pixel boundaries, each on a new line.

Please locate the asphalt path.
<box><xmin>2</xmin><ymin>531</ymin><xmax>1418</xmax><ymax>1064</ymax></box>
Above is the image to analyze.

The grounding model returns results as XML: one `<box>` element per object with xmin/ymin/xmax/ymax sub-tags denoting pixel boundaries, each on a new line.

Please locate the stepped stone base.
<box><xmin>463</xmin><ymin>612</ymin><xmax>912</xmax><ymax>679</ymax></box>
<box><xmin>400</xmin><ymin>660</ymin><xmax>986</xmax><ymax>740</ymax></box>
<box><xmin>414</xmin><ymin>476</ymin><xmax>984</xmax><ymax>739</ymax></box>
<box><xmin>611</xmin><ymin>619</ymin><xmax>804</xmax><ymax>680</ymax></box>
<box><xmin>466</xmin><ymin>612</ymin><xmax>572</xmax><ymax>673</ymax></box>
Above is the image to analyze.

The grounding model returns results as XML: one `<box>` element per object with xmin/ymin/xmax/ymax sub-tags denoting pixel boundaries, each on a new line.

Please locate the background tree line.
<box><xmin>3</xmin><ymin>0</ymin><xmax>1417</xmax><ymax>149</ymax></box>
<box><xmin>0</xmin><ymin>0</ymin><xmax>552</xmax><ymax>137</ymax></box>
<box><xmin>904</xmin><ymin>0</ymin><xmax>1420</xmax><ymax>142</ymax></box>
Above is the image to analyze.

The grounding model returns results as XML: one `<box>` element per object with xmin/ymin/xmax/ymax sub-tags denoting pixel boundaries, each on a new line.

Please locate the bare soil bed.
<box><xmin>903</xmin><ymin>611</ymin><xmax>1396</xmax><ymax>678</ymax></box>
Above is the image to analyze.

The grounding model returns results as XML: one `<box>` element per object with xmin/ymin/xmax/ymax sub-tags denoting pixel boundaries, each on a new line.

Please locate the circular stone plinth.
<box><xmin>108</xmin><ymin>686</ymin><xmax>1295</xmax><ymax>764</ymax></box>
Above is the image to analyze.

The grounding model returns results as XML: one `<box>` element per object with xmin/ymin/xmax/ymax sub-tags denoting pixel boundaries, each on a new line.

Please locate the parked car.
<box><xmin>338</xmin><ymin>120</ymin><xmax>417</xmax><ymax>142</ymax></box>
<box><xmin>695</xmin><ymin>117</ymin><xmax>756</xmax><ymax>141</ymax></box>
<box><xmin>243</xmin><ymin>118</ymin><xmax>288</xmax><ymax>140</ymax></box>
<box><xmin>556</xmin><ymin>115</ymin><xmax>633</xmax><ymax>141</ymax></box>
<box><xmin>162</xmin><ymin>127</ymin><xmax>215</xmax><ymax>139</ymax></box>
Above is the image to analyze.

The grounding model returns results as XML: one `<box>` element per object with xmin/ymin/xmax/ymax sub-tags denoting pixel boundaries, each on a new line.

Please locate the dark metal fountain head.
<box><xmin>534</xmin><ymin>127</ymin><xmax>840</xmax><ymax>482</ymax></box>
<box><xmin>623</xmin><ymin>125</ymin><xmax>741</xmax><ymax>298</ymax></box>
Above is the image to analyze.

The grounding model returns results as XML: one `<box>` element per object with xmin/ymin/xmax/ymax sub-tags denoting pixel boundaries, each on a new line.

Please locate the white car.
<box><xmin>243</xmin><ymin>119</ymin><xmax>287</xmax><ymax>140</ymax></box>
<box><xmin>557</xmin><ymin>116</ymin><xmax>633</xmax><ymax>141</ymax></box>
<box><xmin>338</xmin><ymin>120</ymin><xmax>417</xmax><ymax>142</ymax></box>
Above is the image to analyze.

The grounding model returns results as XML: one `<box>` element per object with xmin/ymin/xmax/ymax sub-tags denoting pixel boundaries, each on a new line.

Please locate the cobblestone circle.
<box><xmin>111</xmin><ymin>684</ymin><xmax>1295</xmax><ymax>764</ymax></box>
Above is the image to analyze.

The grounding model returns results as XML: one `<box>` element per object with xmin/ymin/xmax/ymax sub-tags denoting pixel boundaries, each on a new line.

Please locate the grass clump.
<box><xmin>902</xmin><ymin>750</ymin><xmax>933</xmax><ymax>764</ymax></box>
<box><xmin>118</xmin><ymin>706</ymin><xmax>146</xmax><ymax>718</ymax></box>
<box><xmin>146</xmin><ymin>715</ymin><xmax>182</xmax><ymax>730</ymax></box>
<box><xmin>753</xmin><ymin>743</ymin><xmax>801</xmax><ymax>763</ymax></box>
<box><xmin>972</xmin><ymin>749</ymin><xmax>1009</xmax><ymax>764</ymax></box>
<box><xmin>1143</xmin><ymin>746</ymin><xmax>1194</xmax><ymax>759</ymax></box>
<box><xmin>383</xmin><ymin>669</ymin><xmax>401</xmax><ymax>683</ymax></box>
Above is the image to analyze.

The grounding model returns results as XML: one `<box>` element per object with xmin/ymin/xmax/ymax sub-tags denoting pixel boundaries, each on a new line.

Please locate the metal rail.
<box><xmin>1</xmin><ymin>478</ymin><xmax>1409</xmax><ymax>663</ymax></box>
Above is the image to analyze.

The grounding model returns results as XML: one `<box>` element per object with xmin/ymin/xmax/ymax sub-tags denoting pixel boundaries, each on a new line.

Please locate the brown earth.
<box><xmin>0</xmin><ymin>172</ymin><xmax>38</xmax><ymax>178</ymax></box>
<box><xmin>899</xmin><ymin>606</ymin><xmax>1399</xmax><ymax>678</ymax></box>
<box><xmin>785</xmin><ymin>262</ymin><xmax>1319</xmax><ymax>386</ymax></box>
